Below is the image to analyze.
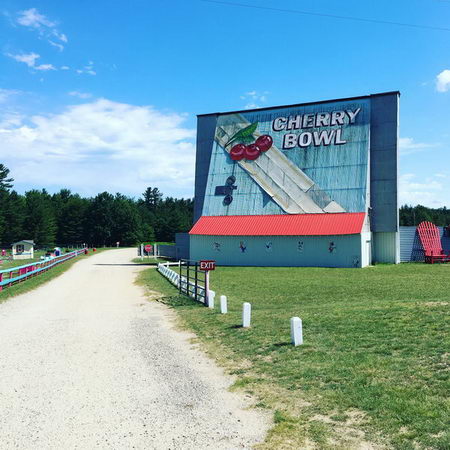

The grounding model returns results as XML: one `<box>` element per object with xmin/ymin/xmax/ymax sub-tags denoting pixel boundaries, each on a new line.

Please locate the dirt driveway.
<box><xmin>0</xmin><ymin>248</ymin><xmax>268</xmax><ymax>449</ymax></box>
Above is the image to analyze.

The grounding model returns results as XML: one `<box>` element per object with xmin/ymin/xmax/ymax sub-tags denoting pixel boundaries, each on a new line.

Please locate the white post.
<box><xmin>242</xmin><ymin>302</ymin><xmax>251</xmax><ymax>328</ymax></box>
<box><xmin>208</xmin><ymin>290</ymin><xmax>215</xmax><ymax>309</ymax></box>
<box><xmin>290</xmin><ymin>317</ymin><xmax>303</xmax><ymax>346</ymax></box>
<box><xmin>205</xmin><ymin>271</ymin><xmax>210</xmax><ymax>306</ymax></box>
<box><xmin>140</xmin><ymin>243</ymin><xmax>143</xmax><ymax>261</ymax></box>
<box><xmin>220</xmin><ymin>295</ymin><xmax>228</xmax><ymax>314</ymax></box>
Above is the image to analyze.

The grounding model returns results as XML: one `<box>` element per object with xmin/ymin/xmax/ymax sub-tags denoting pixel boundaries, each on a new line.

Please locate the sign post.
<box><xmin>199</xmin><ymin>260</ymin><xmax>215</xmax><ymax>307</ymax></box>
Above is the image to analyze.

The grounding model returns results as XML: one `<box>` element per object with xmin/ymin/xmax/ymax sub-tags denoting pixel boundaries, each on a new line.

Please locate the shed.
<box><xmin>12</xmin><ymin>240</ymin><xmax>35</xmax><ymax>260</ymax></box>
<box><xmin>190</xmin><ymin>213</ymin><xmax>371</xmax><ymax>268</ymax></box>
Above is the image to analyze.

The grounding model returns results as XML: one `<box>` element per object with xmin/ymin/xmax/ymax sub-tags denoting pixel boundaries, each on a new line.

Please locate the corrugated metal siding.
<box><xmin>400</xmin><ymin>226</ymin><xmax>450</xmax><ymax>262</ymax></box>
<box><xmin>175</xmin><ymin>233</ymin><xmax>190</xmax><ymax>260</ymax></box>
<box><xmin>194</xmin><ymin>115</ymin><xmax>218</xmax><ymax>222</ymax></box>
<box><xmin>202</xmin><ymin>99</ymin><xmax>371</xmax><ymax>217</ymax></box>
<box><xmin>370</xmin><ymin>94</ymin><xmax>399</xmax><ymax>232</ymax></box>
<box><xmin>190</xmin><ymin>234</ymin><xmax>364</xmax><ymax>268</ymax></box>
<box><xmin>373</xmin><ymin>232</ymin><xmax>399</xmax><ymax>264</ymax></box>
<box><xmin>190</xmin><ymin>213</ymin><xmax>365</xmax><ymax>236</ymax></box>
<box><xmin>158</xmin><ymin>244</ymin><xmax>177</xmax><ymax>259</ymax></box>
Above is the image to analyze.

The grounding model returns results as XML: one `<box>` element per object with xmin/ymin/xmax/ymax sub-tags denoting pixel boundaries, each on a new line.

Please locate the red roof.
<box><xmin>189</xmin><ymin>213</ymin><xmax>366</xmax><ymax>236</ymax></box>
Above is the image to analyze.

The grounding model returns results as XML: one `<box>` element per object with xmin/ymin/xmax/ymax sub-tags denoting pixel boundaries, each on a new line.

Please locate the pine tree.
<box><xmin>24</xmin><ymin>190</ymin><xmax>57</xmax><ymax>247</ymax></box>
<box><xmin>1</xmin><ymin>191</ymin><xmax>26</xmax><ymax>244</ymax></box>
<box><xmin>0</xmin><ymin>164</ymin><xmax>13</xmax><ymax>190</ymax></box>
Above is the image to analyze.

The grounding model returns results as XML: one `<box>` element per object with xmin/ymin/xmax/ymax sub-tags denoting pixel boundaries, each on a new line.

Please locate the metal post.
<box><xmin>186</xmin><ymin>261</ymin><xmax>190</xmax><ymax>296</ymax></box>
<box><xmin>179</xmin><ymin>260</ymin><xmax>182</xmax><ymax>293</ymax></box>
<box><xmin>194</xmin><ymin>262</ymin><xmax>198</xmax><ymax>301</ymax></box>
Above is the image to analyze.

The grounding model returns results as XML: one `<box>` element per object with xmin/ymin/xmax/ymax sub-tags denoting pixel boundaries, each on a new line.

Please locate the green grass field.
<box><xmin>138</xmin><ymin>264</ymin><xmax>450</xmax><ymax>449</ymax></box>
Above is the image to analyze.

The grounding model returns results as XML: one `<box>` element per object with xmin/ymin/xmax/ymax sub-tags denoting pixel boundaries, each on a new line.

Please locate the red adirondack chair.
<box><xmin>417</xmin><ymin>221</ymin><xmax>450</xmax><ymax>264</ymax></box>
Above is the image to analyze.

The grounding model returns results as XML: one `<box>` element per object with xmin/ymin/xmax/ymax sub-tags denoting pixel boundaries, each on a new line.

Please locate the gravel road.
<box><xmin>0</xmin><ymin>248</ymin><xmax>269</xmax><ymax>449</ymax></box>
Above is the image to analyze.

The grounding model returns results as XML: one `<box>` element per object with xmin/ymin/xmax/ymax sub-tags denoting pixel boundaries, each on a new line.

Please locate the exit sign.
<box><xmin>200</xmin><ymin>260</ymin><xmax>216</xmax><ymax>271</ymax></box>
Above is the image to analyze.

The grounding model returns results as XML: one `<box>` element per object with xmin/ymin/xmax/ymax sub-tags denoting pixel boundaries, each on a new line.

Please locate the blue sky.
<box><xmin>0</xmin><ymin>0</ymin><xmax>449</xmax><ymax>206</ymax></box>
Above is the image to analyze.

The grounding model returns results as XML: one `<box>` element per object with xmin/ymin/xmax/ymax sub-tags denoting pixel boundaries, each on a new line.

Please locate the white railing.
<box><xmin>157</xmin><ymin>262</ymin><xmax>206</xmax><ymax>303</ymax></box>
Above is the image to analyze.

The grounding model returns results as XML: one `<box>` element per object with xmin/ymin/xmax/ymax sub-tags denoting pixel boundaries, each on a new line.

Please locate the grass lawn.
<box><xmin>0</xmin><ymin>248</ymin><xmax>113</xmax><ymax>304</ymax></box>
<box><xmin>138</xmin><ymin>263</ymin><xmax>450</xmax><ymax>449</ymax></box>
<box><xmin>0</xmin><ymin>250</ymin><xmax>46</xmax><ymax>270</ymax></box>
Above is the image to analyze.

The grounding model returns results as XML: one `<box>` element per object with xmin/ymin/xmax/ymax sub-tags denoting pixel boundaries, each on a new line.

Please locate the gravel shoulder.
<box><xmin>0</xmin><ymin>248</ymin><xmax>269</xmax><ymax>449</ymax></box>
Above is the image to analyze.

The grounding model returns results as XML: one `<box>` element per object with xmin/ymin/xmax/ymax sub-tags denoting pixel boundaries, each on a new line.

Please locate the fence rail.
<box><xmin>157</xmin><ymin>261</ymin><xmax>207</xmax><ymax>304</ymax></box>
<box><xmin>0</xmin><ymin>249</ymin><xmax>85</xmax><ymax>291</ymax></box>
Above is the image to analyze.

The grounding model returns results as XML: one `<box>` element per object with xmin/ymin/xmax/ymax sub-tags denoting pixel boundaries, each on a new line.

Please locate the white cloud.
<box><xmin>436</xmin><ymin>69</ymin><xmax>450</xmax><ymax>92</ymax></box>
<box><xmin>16</xmin><ymin>8</ymin><xmax>67</xmax><ymax>49</ymax></box>
<box><xmin>49</xmin><ymin>40</ymin><xmax>64</xmax><ymax>52</ymax></box>
<box><xmin>35</xmin><ymin>63</ymin><xmax>56</xmax><ymax>71</ymax></box>
<box><xmin>7</xmin><ymin>52</ymin><xmax>39</xmax><ymax>67</ymax></box>
<box><xmin>241</xmin><ymin>90</ymin><xmax>269</xmax><ymax>109</ymax></box>
<box><xmin>399</xmin><ymin>137</ymin><xmax>439</xmax><ymax>155</ymax></box>
<box><xmin>0</xmin><ymin>88</ymin><xmax>21</xmax><ymax>103</ymax></box>
<box><xmin>77</xmin><ymin>62</ymin><xmax>96</xmax><ymax>76</ymax></box>
<box><xmin>17</xmin><ymin>8</ymin><xmax>55</xmax><ymax>28</ymax></box>
<box><xmin>6</xmin><ymin>52</ymin><xmax>56</xmax><ymax>71</ymax></box>
<box><xmin>60</xmin><ymin>65</ymin><xmax>70</xmax><ymax>70</ymax></box>
<box><xmin>399</xmin><ymin>173</ymin><xmax>448</xmax><ymax>207</ymax></box>
<box><xmin>68</xmin><ymin>91</ymin><xmax>92</xmax><ymax>99</ymax></box>
<box><xmin>0</xmin><ymin>99</ymin><xmax>195</xmax><ymax>197</ymax></box>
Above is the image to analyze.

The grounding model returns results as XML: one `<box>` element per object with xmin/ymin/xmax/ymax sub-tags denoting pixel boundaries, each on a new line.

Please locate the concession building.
<box><xmin>189</xmin><ymin>92</ymin><xmax>400</xmax><ymax>268</ymax></box>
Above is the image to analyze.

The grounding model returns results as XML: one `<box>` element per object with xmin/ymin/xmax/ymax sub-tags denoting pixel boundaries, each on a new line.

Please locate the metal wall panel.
<box><xmin>399</xmin><ymin>226</ymin><xmax>450</xmax><ymax>262</ymax></box>
<box><xmin>158</xmin><ymin>244</ymin><xmax>177</xmax><ymax>259</ymax></box>
<box><xmin>190</xmin><ymin>234</ymin><xmax>364</xmax><ymax>268</ymax></box>
<box><xmin>175</xmin><ymin>233</ymin><xmax>190</xmax><ymax>260</ymax></box>
<box><xmin>194</xmin><ymin>114</ymin><xmax>218</xmax><ymax>222</ymax></box>
<box><xmin>373</xmin><ymin>232</ymin><xmax>399</xmax><ymax>263</ymax></box>
<box><xmin>370</xmin><ymin>94</ymin><xmax>399</xmax><ymax>232</ymax></box>
<box><xmin>201</xmin><ymin>99</ymin><xmax>370</xmax><ymax>217</ymax></box>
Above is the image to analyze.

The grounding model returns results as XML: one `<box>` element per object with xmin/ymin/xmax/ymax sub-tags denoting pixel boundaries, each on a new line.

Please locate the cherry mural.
<box><xmin>229</xmin><ymin>134</ymin><xmax>273</xmax><ymax>161</ymax></box>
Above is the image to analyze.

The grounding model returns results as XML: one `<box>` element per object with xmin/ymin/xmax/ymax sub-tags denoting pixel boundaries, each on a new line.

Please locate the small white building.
<box><xmin>12</xmin><ymin>240</ymin><xmax>35</xmax><ymax>260</ymax></box>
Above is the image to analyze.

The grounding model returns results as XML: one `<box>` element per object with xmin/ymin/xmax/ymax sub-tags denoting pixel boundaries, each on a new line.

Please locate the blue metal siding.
<box><xmin>373</xmin><ymin>232</ymin><xmax>399</xmax><ymax>263</ymax></box>
<box><xmin>370</xmin><ymin>94</ymin><xmax>399</xmax><ymax>232</ymax></box>
<box><xmin>190</xmin><ymin>234</ymin><xmax>364</xmax><ymax>268</ymax></box>
<box><xmin>202</xmin><ymin>99</ymin><xmax>370</xmax><ymax>216</ymax></box>
<box><xmin>194</xmin><ymin>114</ymin><xmax>218</xmax><ymax>222</ymax></box>
<box><xmin>399</xmin><ymin>226</ymin><xmax>450</xmax><ymax>262</ymax></box>
<box><xmin>175</xmin><ymin>233</ymin><xmax>190</xmax><ymax>260</ymax></box>
<box><xmin>158</xmin><ymin>244</ymin><xmax>177</xmax><ymax>259</ymax></box>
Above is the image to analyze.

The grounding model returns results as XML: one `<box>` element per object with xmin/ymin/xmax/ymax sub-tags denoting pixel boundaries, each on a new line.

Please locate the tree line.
<box><xmin>399</xmin><ymin>204</ymin><xmax>450</xmax><ymax>227</ymax></box>
<box><xmin>1</xmin><ymin>164</ymin><xmax>449</xmax><ymax>248</ymax></box>
<box><xmin>0</xmin><ymin>165</ymin><xmax>193</xmax><ymax>248</ymax></box>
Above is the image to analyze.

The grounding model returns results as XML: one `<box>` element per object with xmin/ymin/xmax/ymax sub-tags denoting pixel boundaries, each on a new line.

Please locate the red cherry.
<box><xmin>230</xmin><ymin>144</ymin><xmax>246</xmax><ymax>161</ymax></box>
<box><xmin>244</xmin><ymin>144</ymin><xmax>261</xmax><ymax>160</ymax></box>
<box><xmin>255</xmin><ymin>134</ymin><xmax>273</xmax><ymax>152</ymax></box>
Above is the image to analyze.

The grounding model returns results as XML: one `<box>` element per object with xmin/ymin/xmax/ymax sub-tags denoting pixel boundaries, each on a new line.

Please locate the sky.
<box><xmin>0</xmin><ymin>0</ymin><xmax>449</xmax><ymax>207</ymax></box>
